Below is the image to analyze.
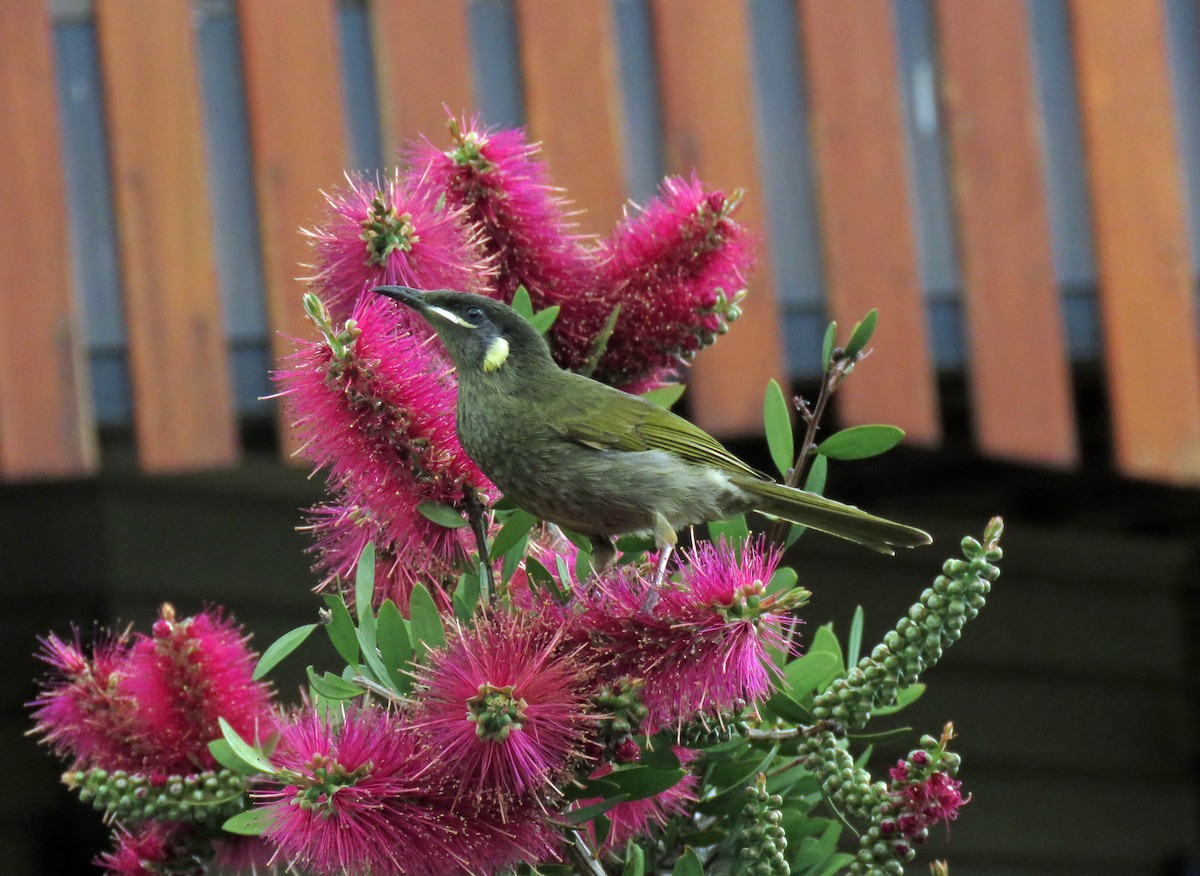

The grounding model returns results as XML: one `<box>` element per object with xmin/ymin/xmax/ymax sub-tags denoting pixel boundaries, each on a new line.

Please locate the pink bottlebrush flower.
<box><xmin>885</xmin><ymin>751</ymin><xmax>969</xmax><ymax>840</ymax></box>
<box><xmin>29</xmin><ymin>629</ymin><xmax>150</xmax><ymax>771</ymax></box>
<box><xmin>586</xmin><ymin>175</ymin><xmax>755</xmax><ymax>389</ymax></box>
<box><xmin>580</xmin><ymin>539</ymin><xmax>800</xmax><ymax>729</ymax></box>
<box><xmin>413</xmin><ymin>611</ymin><xmax>595</xmax><ymax>806</ymax></box>
<box><xmin>260</xmin><ymin>706</ymin><xmax>474</xmax><ymax>876</ymax></box>
<box><xmin>303</xmin><ymin>498</ymin><xmax>456</xmax><ymax>615</ymax></box>
<box><xmin>277</xmin><ymin>293</ymin><xmax>491</xmax><ymax>602</ymax></box>
<box><xmin>408</xmin><ymin>116</ymin><xmax>592</xmax><ymax>312</ymax></box>
<box><xmin>307</xmin><ymin>170</ymin><xmax>492</xmax><ymax>323</ymax></box>
<box><xmin>96</xmin><ymin>823</ymin><xmax>192</xmax><ymax>876</ymax></box>
<box><xmin>578</xmin><ymin>747</ymin><xmax>698</xmax><ymax>851</ymax></box>
<box><xmin>212</xmin><ymin>836</ymin><xmax>277</xmax><ymax>875</ymax></box>
<box><xmin>118</xmin><ymin>604</ymin><xmax>274</xmax><ymax>773</ymax></box>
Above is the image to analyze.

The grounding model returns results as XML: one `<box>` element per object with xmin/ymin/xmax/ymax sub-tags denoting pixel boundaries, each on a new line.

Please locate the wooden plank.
<box><xmin>933</xmin><ymin>0</ymin><xmax>1077</xmax><ymax>466</ymax></box>
<box><xmin>94</xmin><ymin>0</ymin><xmax>238</xmax><ymax>472</ymax></box>
<box><xmin>369</xmin><ymin>1</ymin><xmax>474</xmax><ymax>159</ymax></box>
<box><xmin>237</xmin><ymin>0</ymin><xmax>348</xmax><ymax>458</ymax></box>
<box><xmin>1069</xmin><ymin>0</ymin><xmax>1200</xmax><ymax>483</ymax></box>
<box><xmin>515</xmin><ymin>0</ymin><xmax>625</xmax><ymax>235</ymax></box>
<box><xmin>797</xmin><ymin>0</ymin><xmax>940</xmax><ymax>445</ymax></box>
<box><xmin>651</xmin><ymin>1</ymin><xmax>787</xmax><ymax>436</ymax></box>
<box><xmin>0</xmin><ymin>1</ymin><xmax>97</xmax><ymax>479</ymax></box>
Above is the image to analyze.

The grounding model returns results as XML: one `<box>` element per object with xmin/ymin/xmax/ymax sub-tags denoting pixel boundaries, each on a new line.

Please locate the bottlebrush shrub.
<box><xmin>30</xmin><ymin>120</ymin><xmax>1001</xmax><ymax>876</ymax></box>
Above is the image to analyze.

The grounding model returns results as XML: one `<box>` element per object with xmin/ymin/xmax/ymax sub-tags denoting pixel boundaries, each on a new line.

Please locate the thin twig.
<box><xmin>747</xmin><ymin>727</ymin><xmax>804</xmax><ymax>741</ymax></box>
<box><xmin>462</xmin><ymin>485</ymin><xmax>496</xmax><ymax>603</ymax></box>
<box><xmin>565</xmin><ymin>830</ymin><xmax>608</xmax><ymax>876</ymax></box>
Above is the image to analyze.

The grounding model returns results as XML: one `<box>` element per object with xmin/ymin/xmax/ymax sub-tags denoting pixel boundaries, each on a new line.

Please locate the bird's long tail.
<box><xmin>733</xmin><ymin>476</ymin><xmax>932</xmax><ymax>555</ymax></box>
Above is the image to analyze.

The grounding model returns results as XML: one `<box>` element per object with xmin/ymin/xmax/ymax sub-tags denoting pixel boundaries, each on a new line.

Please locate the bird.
<box><xmin>374</xmin><ymin>285</ymin><xmax>931</xmax><ymax>578</ymax></box>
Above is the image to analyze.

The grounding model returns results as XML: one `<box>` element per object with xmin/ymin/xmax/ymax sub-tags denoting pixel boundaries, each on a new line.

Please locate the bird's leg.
<box><xmin>651</xmin><ymin>512</ymin><xmax>678</xmax><ymax>587</ymax></box>
<box><xmin>462</xmin><ymin>485</ymin><xmax>496</xmax><ymax>602</ymax></box>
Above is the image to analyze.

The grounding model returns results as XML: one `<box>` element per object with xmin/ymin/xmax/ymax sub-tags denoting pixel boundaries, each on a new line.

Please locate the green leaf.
<box><xmin>529</xmin><ymin>305</ymin><xmax>560</xmax><ymax>334</ymax></box>
<box><xmin>580</xmin><ymin>304</ymin><xmax>621</xmax><ymax>377</ymax></box>
<box><xmin>417</xmin><ymin>501</ymin><xmax>469</xmax><ymax>529</ymax></box>
<box><xmin>844</xmin><ymin>309</ymin><xmax>878</xmax><ymax>358</ymax></box>
<box><xmin>816</xmin><ymin>424</ymin><xmax>904</xmax><ymax>460</ymax></box>
<box><xmin>454</xmin><ymin>570</ymin><xmax>481</xmax><ymax>621</ymax></box>
<box><xmin>408</xmin><ymin>583</ymin><xmax>446</xmax><ymax>663</ymax></box>
<box><xmin>764</xmin><ymin>379</ymin><xmax>795</xmax><ymax>478</ymax></box>
<box><xmin>848</xmin><ymin>726</ymin><xmax>913</xmax><ymax>745</ymax></box>
<box><xmin>555</xmin><ymin>553</ymin><xmax>575</xmax><ymax>590</ymax></box>
<box><xmin>376</xmin><ymin>599</ymin><xmax>412</xmax><ymax>692</ymax></box>
<box><xmin>872</xmin><ymin>683</ymin><xmax>926</xmax><ymax>716</ymax></box>
<box><xmin>222</xmin><ymin>808</ymin><xmax>275</xmax><ymax>836</ymax></box>
<box><xmin>810</xmin><ymin>623</ymin><xmax>846</xmax><ymax>673</ymax></box>
<box><xmin>765</xmin><ymin>690</ymin><xmax>812</xmax><ymax>724</ymax></box>
<box><xmin>511</xmin><ymin>285</ymin><xmax>534</xmax><ymax>318</ymax></box>
<box><xmin>639</xmin><ymin>744</ymin><xmax>682</xmax><ymax>770</ymax></box>
<box><xmin>207</xmin><ymin>739</ymin><xmax>261</xmax><ymax>776</ymax></box>
<box><xmin>565</xmin><ymin>796</ymin><xmax>630</xmax><ymax>824</ymax></box>
<box><xmin>672</xmin><ymin>847</ymin><xmax>704</xmax><ymax>876</ymax></box>
<box><xmin>847</xmin><ymin>606</ymin><xmax>864</xmax><ymax>670</ymax></box>
<box><xmin>601</xmin><ymin>766</ymin><xmax>686</xmax><ymax>801</ymax></box>
<box><xmin>501</xmin><ymin>532</ymin><xmax>529</xmax><ymax>585</ymax></box>
<box><xmin>322</xmin><ymin>594</ymin><xmax>360</xmax><ymax>667</ymax></box>
<box><xmin>785</xmin><ymin>650</ymin><xmax>841</xmax><ymax>699</ymax></box>
<box><xmin>621</xmin><ymin>843</ymin><xmax>645</xmax><ymax>876</ymax></box>
<box><xmin>489</xmin><ymin>509</ymin><xmax>538</xmax><ymax>560</ymax></box>
<box><xmin>767</xmin><ymin>566</ymin><xmax>798</xmax><ymax>596</ymax></box>
<box><xmin>306</xmin><ymin>665</ymin><xmax>365</xmax><ymax>700</ymax></box>
<box><xmin>218</xmin><ymin>718</ymin><xmax>275</xmax><ymax>775</ymax></box>
<box><xmin>708</xmin><ymin>514</ymin><xmax>749</xmax><ymax>545</ymax></box>
<box><xmin>820</xmin><ymin>321</ymin><xmax>837</xmax><ymax>372</ymax></box>
<box><xmin>252</xmin><ymin>623</ymin><xmax>317</xmax><ymax>680</ymax></box>
<box><xmin>355</xmin><ymin>626</ymin><xmax>391</xmax><ymax>687</ymax></box>
<box><xmin>641</xmin><ymin>383</ymin><xmax>686</xmax><ymax>410</ymax></box>
<box><xmin>593</xmin><ymin>813</ymin><xmax>612</xmax><ymax>849</ymax></box>
<box><xmin>804</xmin><ymin>453</ymin><xmax>828</xmax><ymax>494</ymax></box>
<box><xmin>355</xmin><ymin>542</ymin><xmax>376</xmax><ymax>626</ymax></box>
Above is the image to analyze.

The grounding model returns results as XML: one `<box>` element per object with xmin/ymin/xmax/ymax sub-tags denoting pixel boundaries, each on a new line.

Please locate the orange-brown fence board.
<box><xmin>651</xmin><ymin>0</ymin><xmax>786</xmax><ymax>437</ymax></box>
<box><xmin>933</xmin><ymin>0</ymin><xmax>1077</xmax><ymax>466</ymax></box>
<box><xmin>0</xmin><ymin>1</ymin><xmax>97</xmax><ymax>479</ymax></box>
<box><xmin>798</xmin><ymin>0</ymin><xmax>941</xmax><ymax>446</ymax></box>
<box><xmin>370</xmin><ymin>1</ymin><xmax>474</xmax><ymax>160</ymax></box>
<box><xmin>237</xmin><ymin>0</ymin><xmax>348</xmax><ymax>458</ymax></box>
<box><xmin>516</xmin><ymin>0</ymin><xmax>626</xmax><ymax>236</ymax></box>
<box><xmin>1069</xmin><ymin>0</ymin><xmax>1200</xmax><ymax>482</ymax></box>
<box><xmin>94</xmin><ymin>0</ymin><xmax>238</xmax><ymax>472</ymax></box>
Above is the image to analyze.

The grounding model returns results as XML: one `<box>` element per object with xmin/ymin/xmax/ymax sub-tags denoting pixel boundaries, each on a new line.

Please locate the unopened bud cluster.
<box><xmin>66</xmin><ymin>767</ymin><xmax>247</xmax><ymax>826</ymax></box>
<box><xmin>812</xmin><ymin>518</ymin><xmax>1003</xmax><ymax>730</ymax></box>
<box><xmin>800</xmin><ymin>730</ymin><xmax>887</xmax><ymax>823</ymax></box>
<box><xmin>737</xmin><ymin>775</ymin><xmax>789</xmax><ymax>875</ymax></box>
<box><xmin>593</xmin><ymin>676</ymin><xmax>649</xmax><ymax>756</ymax></box>
<box><xmin>679</xmin><ymin>705</ymin><xmax>750</xmax><ymax>747</ymax></box>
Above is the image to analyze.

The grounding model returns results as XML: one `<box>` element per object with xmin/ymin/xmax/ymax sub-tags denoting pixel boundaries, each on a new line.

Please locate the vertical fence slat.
<box><xmin>1069</xmin><ymin>0</ymin><xmax>1200</xmax><ymax>482</ymax></box>
<box><xmin>370</xmin><ymin>1</ymin><xmax>474</xmax><ymax>159</ymax></box>
<box><xmin>797</xmin><ymin>0</ymin><xmax>940</xmax><ymax>445</ymax></box>
<box><xmin>0</xmin><ymin>1</ymin><xmax>97</xmax><ymax>479</ymax></box>
<box><xmin>238</xmin><ymin>0</ymin><xmax>348</xmax><ymax>458</ymax></box>
<box><xmin>515</xmin><ymin>0</ymin><xmax>625</xmax><ymax>235</ymax></box>
<box><xmin>651</xmin><ymin>0</ymin><xmax>786</xmax><ymax>436</ymax></box>
<box><xmin>933</xmin><ymin>0</ymin><xmax>1077</xmax><ymax>466</ymax></box>
<box><xmin>95</xmin><ymin>0</ymin><xmax>238</xmax><ymax>472</ymax></box>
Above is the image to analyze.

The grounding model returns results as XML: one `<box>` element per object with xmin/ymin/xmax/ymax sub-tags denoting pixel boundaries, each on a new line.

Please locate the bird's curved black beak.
<box><xmin>373</xmin><ymin>285</ymin><xmax>427</xmax><ymax>312</ymax></box>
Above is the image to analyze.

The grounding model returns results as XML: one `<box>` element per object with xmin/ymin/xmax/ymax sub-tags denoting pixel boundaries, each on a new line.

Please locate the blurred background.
<box><xmin>2</xmin><ymin>0</ymin><xmax>1199</xmax><ymax>873</ymax></box>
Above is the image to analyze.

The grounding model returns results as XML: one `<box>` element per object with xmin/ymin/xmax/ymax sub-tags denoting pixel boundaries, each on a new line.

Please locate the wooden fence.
<box><xmin>3</xmin><ymin>0</ymin><xmax>1200</xmax><ymax>484</ymax></box>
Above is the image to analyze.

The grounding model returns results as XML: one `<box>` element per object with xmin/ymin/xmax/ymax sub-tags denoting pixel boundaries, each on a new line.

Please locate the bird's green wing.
<box><xmin>551</xmin><ymin>377</ymin><xmax>768</xmax><ymax>479</ymax></box>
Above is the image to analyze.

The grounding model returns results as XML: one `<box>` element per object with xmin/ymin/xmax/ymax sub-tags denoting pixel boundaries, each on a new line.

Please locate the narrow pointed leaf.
<box><xmin>218</xmin><ymin>718</ymin><xmax>275</xmax><ymax>775</ymax></box>
<box><xmin>821</xmin><ymin>321</ymin><xmax>837</xmax><ymax>372</ymax></box>
<box><xmin>764</xmin><ymin>379</ymin><xmax>795</xmax><ymax>477</ymax></box>
<box><xmin>376</xmin><ymin>599</ymin><xmax>412</xmax><ymax>691</ymax></box>
<box><xmin>252</xmin><ymin>623</ymin><xmax>317</xmax><ymax>680</ymax></box>
<box><xmin>322</xmin><ymin>594</ymin><xmax>360</xmax><ymax>666</ymax></box>
<box><xmin>872</xmin><ymin>683</ymin><xmax>926</xmax><ymax>716</ymax></box>
<box><xmin>489</xmin><ymin>509</ymin><xmax>538</xmax><ymax>560</ymax></box>
<box><xmin>208</xmin><ymin>739</ymin><xmax>260</xmax><ymax>776</ymax></box>
<box><xmin>409</xmin><ymin>583</ymin><xmax>446</xmax><ymax>663</ymax></box>
<box><xmin>847</xmin><ymin>606</ymin><xmax>864</xmax><ymax>669</ymax></box>
<box><xmin>817</xmin><ymin>425</ymin><xmax>904</xmax><ymax>460</ymax></box>
<box><xmin>845</xmin><ymin>309</ymin><xmax>878</xmax><ymax>358</ymax></box>
<box><xmin>306</xmin><ymin>665</ymin><xmax>365</xmax><ymax>700</ymax></box>
<box><xmin>529</xmin><ymin>305</ymin><xmax>560</xmax><ymax>334</ymax></box>
<box><xmin>511</xmin><ymin>285</ymin><xmax>534</xmax><ymax>318</ymax></box>
<box><xmin>641</xmin><ymin>383</ymin><xmax>686</xmax><ymax>410</ymax></box>
<box><xmin>672</xmin><ymin>847</ymin><xmax>704</xmax><ymax>876</ymax></box>
<box><xmin>565</xmin><ymin>796</ymin><xmax>630</xmax><ymax>824</ymax></box>
<box><xmin>417</xmin><ymin>501</ymin><xmax>469</xmax><ymax>529</ymax></box>
<box><xmin>355</xmin><ymin>542</ymin><xmax>376</xmax><ymax>623</ymax></box>
<box><xmin>222</xmin><ymin>808</ymin><xmax>275</xmax><ymax>836</ymax></box>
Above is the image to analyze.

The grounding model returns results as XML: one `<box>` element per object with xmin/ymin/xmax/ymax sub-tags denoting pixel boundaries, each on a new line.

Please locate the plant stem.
<box><xmin>352</xmin><ymin>675</ymin><xmax>405</xmax><ymax>705</ymax></box>
<box><xmin>462</xmin><ymin>485</ymin><xmax>496</xmax><ymax>603</ymax></box>
<box><xmin>566</xmin><ymin>830</ymin><xmax>607</xmax><ymax>876</ymax></box>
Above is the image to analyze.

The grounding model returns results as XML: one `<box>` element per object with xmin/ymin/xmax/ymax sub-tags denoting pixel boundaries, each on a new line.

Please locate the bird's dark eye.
<box><xmin>464</xmin><ymin>305</ymin><xmax>485</xmax><ymax>324</ymax></box>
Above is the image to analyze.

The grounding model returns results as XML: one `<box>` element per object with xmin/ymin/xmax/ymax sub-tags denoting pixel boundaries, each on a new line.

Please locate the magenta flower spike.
<box><xmin>260</xmin><ymin>707</ymin><xmax>472</xmax><ymax>876</ymax></box>
<box><xmin>408</xmin><ymin>116</ymin><xmax>592</xmax><ymax>312</ymax></box>
<box><xmin>118</xmin><ymin>605</ymin><xmax>274</xmax><ymax>773</ymax></box>
<box><xmin>413</xmin><ymin>611</ymin><xmax>595</xmax><ymax>807</ymax></box>
<box><xmin>277</xmin><ymin>293</ymin><xmax>491</xmax><ymax>603</ymax></box>
<box><xmin>578</xmin><ymin>747</ymin><xmax>699</xmax><ymax>851</ymax></box>
<box><xmin>307</xmin><ymin>170</ymin><xmax>492</xmax><ymax>323</ymax></box>
<box><xmin>588</xmin><ymin>175</ymin><xmax>755</xmax><ymax>390</ymax></box>
<box><xmin>95</xmin><ymin>823</ymin><xmax>180</xmax><ymax>876</ymax></box>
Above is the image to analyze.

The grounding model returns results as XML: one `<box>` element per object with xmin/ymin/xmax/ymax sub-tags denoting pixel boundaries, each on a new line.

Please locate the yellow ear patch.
<box><xmin>482</xmin><ymin>336</ymin><xmax>510</xmax><ymax>372</ymax></box>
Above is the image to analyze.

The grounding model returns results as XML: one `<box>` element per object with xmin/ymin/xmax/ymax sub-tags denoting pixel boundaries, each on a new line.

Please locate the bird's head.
<box><xmin>373</xmin><ymin>286</ymin><xmax>555</xmax><ymax>380</ymax></box>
